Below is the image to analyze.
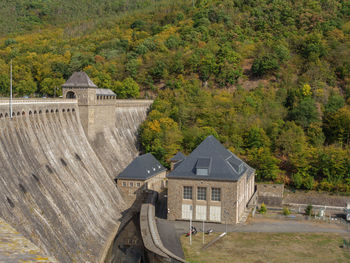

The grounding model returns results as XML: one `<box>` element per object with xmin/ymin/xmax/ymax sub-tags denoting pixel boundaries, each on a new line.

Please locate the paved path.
<box><xmin>172</xmin><ymin>218</ymin><xmax>349</xmax><ymax>235</ymax></box>
<box><xmin>156</xmin><ymin>218</ymin><xmax>185</xmax><ymax>259</ymax></box>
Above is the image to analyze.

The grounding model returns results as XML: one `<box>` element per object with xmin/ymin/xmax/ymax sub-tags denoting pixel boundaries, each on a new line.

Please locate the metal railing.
<box><xmin>0</xmin><ymin>99</ymin><xmax>77</xmax><ymax>105</ymax></box>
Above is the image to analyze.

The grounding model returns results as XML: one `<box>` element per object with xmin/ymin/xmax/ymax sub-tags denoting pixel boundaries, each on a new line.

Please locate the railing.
<box><xmin>0</xmin><ymin>99</ymin><xmax>77</xmax><ymax>105</ymax></box>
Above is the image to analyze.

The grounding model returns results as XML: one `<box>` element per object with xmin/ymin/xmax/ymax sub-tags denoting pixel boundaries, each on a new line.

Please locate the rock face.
<box><xmin>0</xmin><ymin>101</ymin><xmax>126</xmax><ymax>262</ymax></box>
<box><xmin>91</xmin><ymin>101</ymin><xmax>152</xmax><ymax>180</ymax></box>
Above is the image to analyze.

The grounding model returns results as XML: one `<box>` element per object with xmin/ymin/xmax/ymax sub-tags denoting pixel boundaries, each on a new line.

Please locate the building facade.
<box><xmin>167</xmin><ymin>136</ymin><xmax>255</xmax><ymax>224</ymax></box>
<box><xmin>116</xmin><ymin>153</ymin><xmax>167</xmax><ymax>207</ymax></box>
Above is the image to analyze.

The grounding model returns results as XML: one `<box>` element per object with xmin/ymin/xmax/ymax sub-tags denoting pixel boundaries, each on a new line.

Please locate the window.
<box><xmin>122</xmin><ymin>182</ymin><xmax>126</xmax><ymax>187</ymax></box>
<box><xmin>182</xmin><ymin>204</ymin><xmax>193</xmax><ymax>219</ymax></box>
<box><xmin>210</xmin><ymin>206</ymin><xmax>221</xmax><ymax>221</ymax></box>
<box><xmin>183</xmin><ymin>186</ymin><xmax>192</xmax><ymax>199</ymax></box>
<box><xmin>129</xmin><ymin>182</ymin><xmax>134</xmax><ymax>187</ymax></box>
<box><xmin>197</xmin><ymin>187</ymin><xmax>206</xmax><ymax>200</ymax></box>
<box><xmin>211</xmin><ymin>188</ymin><xmax>221</xmax><ymax>201</ymax></box>
<box><xmin>136</xmin><ymin>182</ymin><xmax>141</xmax><ymax>187</ymax></box>
<box><xmin>196</xmin><ymin>205</ymin><xmax>206</xmax><ymax>220</ymax></box>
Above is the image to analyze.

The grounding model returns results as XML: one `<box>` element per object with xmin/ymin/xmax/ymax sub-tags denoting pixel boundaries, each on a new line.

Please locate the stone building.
<box><xmin>167</xmin><ymin>135</ymin><xmax>256</xmax><ymax>224</ymax></box>
<box><xmin>115</xmin><ymin>153</ymin><xmax>167</xmax><ymax>206</ymax></box>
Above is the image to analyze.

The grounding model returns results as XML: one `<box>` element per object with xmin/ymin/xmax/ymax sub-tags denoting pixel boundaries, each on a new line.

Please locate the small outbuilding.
<box><xmin>115</xmin><ymin>153</ymin><xmax>167</xmax><ymax>206</ymax></box>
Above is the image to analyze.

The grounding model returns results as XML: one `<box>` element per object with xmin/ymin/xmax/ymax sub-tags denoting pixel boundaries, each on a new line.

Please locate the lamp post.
<box><xmin>224</xmin><ymin>210</ymin><xmax>229</xmax><ymax>233</ymax></box>
<box><xmin>9</xmin><ymin>59</ymin><xmax>12</xmax><ymax>119</ymax></box>
<box><xmin>189</xmin><ymin>205</ymin><xmax>193</xmax><ymax>246</ymax></box>
<box><xmin>202</xmin><ymin>218</ymin><xmax>205</xmax><ymax>244</ymax></box>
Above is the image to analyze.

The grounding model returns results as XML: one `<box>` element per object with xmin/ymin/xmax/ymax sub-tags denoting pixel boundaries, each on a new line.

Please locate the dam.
<box><xmin>0</xmin><ymin>72</ymin><xmax>153</xmax><ymax>262</ymax></box>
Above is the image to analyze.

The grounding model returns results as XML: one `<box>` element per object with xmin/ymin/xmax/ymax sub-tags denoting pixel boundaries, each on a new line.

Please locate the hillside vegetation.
<box><xmin>0</xmin><ymin>0</ymin><xmax>349</xmax><ymax>192</ymax></box>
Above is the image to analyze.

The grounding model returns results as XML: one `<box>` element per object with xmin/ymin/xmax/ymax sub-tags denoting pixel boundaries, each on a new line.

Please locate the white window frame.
<box><xmin>196</xmin><ymin>205</ymin><xmax>207</xmax><ymax>220</ymax></box>
<box><xmin>182</xmin><ymin>204</ymin><xmax>193</xmax><ymax>219</ymax></box>
<box><xmin>210</xmin><ymin>206</ymin><xmax>221</xmax><ymax>222</ymax></box>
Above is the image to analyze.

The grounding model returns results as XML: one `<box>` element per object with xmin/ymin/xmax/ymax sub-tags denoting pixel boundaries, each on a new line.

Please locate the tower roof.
<box><xmin>62</xmin><ymin>72</ymin><xmax>97</xmax><ymax>88</ymax></box>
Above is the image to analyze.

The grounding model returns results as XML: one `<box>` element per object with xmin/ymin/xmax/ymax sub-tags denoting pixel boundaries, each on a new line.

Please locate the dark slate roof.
<box><xmin>167</xmin><ymin>135</ymin><xmax>254</xmax><ymax>181</ymax></box>
<box><xmin>170</xmin><ymin>152</ymin><xmax>186</xmax><ymax>162</ymax></box>
<box><xmin>62</xmin><ymin>72</ymin><xmax>98</xmax><ymax>88</ymax></box>
<box><xmin>117</xmin><ymin>153</ymin><xmax>166</xmax><ymax>180</ymax></box>
<box><xmin>96</xmin><ymin>89</ymin><xmax>116</xmax><ymax>96</ymax></box>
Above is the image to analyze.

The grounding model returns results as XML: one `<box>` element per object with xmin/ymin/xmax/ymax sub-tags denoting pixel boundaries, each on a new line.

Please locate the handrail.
<box><xmin>0</xmin><ymin>99</ymin><xmax>77</xmax><ymax>105</ymax></box>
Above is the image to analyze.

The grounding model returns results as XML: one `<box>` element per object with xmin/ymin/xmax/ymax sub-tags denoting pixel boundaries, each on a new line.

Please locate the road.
<box><xmin>171</xmin><ymin>217</ymin><xmax>349</xmax><ymax>234</ymax></box>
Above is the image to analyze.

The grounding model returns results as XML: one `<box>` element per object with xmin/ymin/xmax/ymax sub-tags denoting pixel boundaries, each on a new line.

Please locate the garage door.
<box><xmin>210</xmin><ymin>206</ymin><xmax>221</xmax><ymax>222</ymax></box>
<box><xmin>182</xmin><ymin>204</ymin><xmax>193</xmax><ymax>219</ymax></box>
<box><xmin>196</xmin><ymin>205</ymin><xmax>207</xmax><ymax>220</ymax></box>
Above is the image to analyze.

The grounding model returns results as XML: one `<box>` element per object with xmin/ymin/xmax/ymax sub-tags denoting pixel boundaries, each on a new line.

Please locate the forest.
<box><xmin>0</xmin><ymin>0</ymin><xmax>349</xmax><ymax>192</ymax></box>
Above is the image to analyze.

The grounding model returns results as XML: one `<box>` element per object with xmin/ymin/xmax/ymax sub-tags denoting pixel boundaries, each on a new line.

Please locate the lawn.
<box><xmin>181</xmin><ymin>232</ymin><xmax>350</xmax><ymax>263</ymax></box>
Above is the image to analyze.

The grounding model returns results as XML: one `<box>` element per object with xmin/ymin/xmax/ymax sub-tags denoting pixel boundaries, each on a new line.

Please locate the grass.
<box><xmin>181</xmin><ymin>232</ymin><xmax>350</xmax><ymax>263</ymax></box>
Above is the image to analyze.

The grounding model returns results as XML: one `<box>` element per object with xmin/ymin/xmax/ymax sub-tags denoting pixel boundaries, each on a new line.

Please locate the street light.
<box><xmin>224</xmin><ymin>210</ymin><xmax>229</xmax><ymax>233</ymax></box>
<box><xmin>189</xmin><ymin>205</ymin><xmax>193</xmax><ymax>246</ymax></box>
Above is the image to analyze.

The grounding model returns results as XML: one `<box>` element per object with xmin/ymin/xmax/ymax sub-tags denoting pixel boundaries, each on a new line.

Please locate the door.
<box><xmin>210</xmin><ymin>206</ymin><xmax>221</xmax><ymax>222</ymax></box>
<box><xmin>182</xmin><ymin>204</ymin><xmax>193</xmax><ymax>219</ymax></box>
<box><xmin>196</xmin><ymin>205</ymin><xmax>207</xmax><ymax>220</ymax></box>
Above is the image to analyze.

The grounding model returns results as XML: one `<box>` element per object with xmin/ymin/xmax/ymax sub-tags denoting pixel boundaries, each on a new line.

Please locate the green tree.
<box><xmin>113</xmin><ymin>78</ymin><xmax>140</xmax><ymax>99</ymax></box>
<box><xmin>246</xmin><ymin>147</ymin><xmax>280</xmax><ymax>181</ymax></box>
<box><xmin>289</xmin><ymin>98</ymin><xmax>319</xmax><ymax>128</ymax></box>
<box><xmin>251</xmin><ymin>55</ymin><xmax>279</xmax><ymax>77</ymax></box>
<box><xmin>15</xmin><ymin>79</ymin><xmax>37</xmax><ymax>96</ymax></box>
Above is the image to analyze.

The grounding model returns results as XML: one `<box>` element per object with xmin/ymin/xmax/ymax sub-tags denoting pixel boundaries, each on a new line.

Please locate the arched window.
<box><xmin>0</xmin><ymin>113</ymin><xmax>3</xmax><ymax>118</ymax></box>
<box><xmin>22</xmin><ymin>111</ymin><xmax>25</xmax><ymax>115</ymax></box>
<box><xmin>50</xmin><ymin>109</ymin><xmax>54</xmax><ymax>113</ymax></box>
<box><xmin>5</xmin><ymin>113</ymin><xmax>8</xmax><ymax>117</ymax></box>
<box><xmin>67</xmin><ymin>109</ymin><xmax>70</xmax><ymax>112</ymax></box>
<box><xmin>17</xmin><ymin>112</ymin><xmax>20</xmax><ymax>116</ymax></box>
<box><xmin>62</xmin><ymin>109</ymin><xmax>65</xmax><ymax>112</ymax></box>
<box><xmin>34</xmin><ymin>110</ymin><xmax>37</xmax><ymax>114</ymax></box>
<box><xmin>29</xmin><ymin>111</ymin><xmax>32</xmax><ymax>115</ymax></box>
<box><xmin>39</xmin><ymin>110</ymin><xmax>42</xmax><ymax>114</ymax></box>
<box><xmin>72</xmin><ymin>108</ymin><xmax>75</xmax><ymax>112</ymax></box>
<box><xmin>66</xmin><ymin>91</ymin><xmax>76</xmax><ymax>99</ymax></box>
<box><xmin>46</xmin><ymin>110</ymin><xmax>49</xmax><ymax>113</ymax></box>
<box><xmin>55</xmin><ymin>109</ymin><xmax>59</xmax><ymax>113</ymax></box>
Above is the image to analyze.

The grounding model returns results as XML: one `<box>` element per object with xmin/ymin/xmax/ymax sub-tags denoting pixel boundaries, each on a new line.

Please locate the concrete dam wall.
<box><xmin>91</xmin><ymin>100</ymin><xmax>153</xmax><ymax>180</ymax></box>
<box><xmin>0</xmin><ymin>99</ymin><xmax>126</xmax><ymax>262</ymax></box>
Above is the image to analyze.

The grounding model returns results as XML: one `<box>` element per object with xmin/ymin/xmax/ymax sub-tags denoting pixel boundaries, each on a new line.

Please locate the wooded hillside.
<box><xmin>0</xmin><ymin>0</ymin><xmax>349</xmax><ymax>192</ymax></box>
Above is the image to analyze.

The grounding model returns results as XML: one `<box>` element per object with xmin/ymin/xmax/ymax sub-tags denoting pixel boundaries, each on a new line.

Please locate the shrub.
<box><xmin>303</xmin><ymin>176</ymin><xmax>315</xmax><ymax>190</ymax></box>
<box><xmin>283</xmin><ymin>207</ymin><xmax>291</xmax><ymax>216</ymax></box>
<box><xmin>305</xmin><ymin>204</ymin><xmax>313</xmax><ymax>216</ymax></box>
<box><xmin>291</xmin><ymin>172</ymin><xmax>303</xmax><ymax>189</ymax></box>
<box><xmin>259</xmin><ymin>203</ymin><xmax>267</xmax><ymax>214</ymax></box>
<box><xmin>251</xmin><ymin>55</ymin><xmax>279</xmax><ymax>76</ymax></box>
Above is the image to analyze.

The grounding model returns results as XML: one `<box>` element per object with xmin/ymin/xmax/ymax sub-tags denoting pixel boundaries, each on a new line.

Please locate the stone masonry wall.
<box><xmin>257</xmin><ymin>183</ymin><xmax>284</xmax><ymax>207</ymax></box>
<box><xmin>167</xmin><ymin>178</ymin><xmax>239</xmax><ymax>224</ymax></box>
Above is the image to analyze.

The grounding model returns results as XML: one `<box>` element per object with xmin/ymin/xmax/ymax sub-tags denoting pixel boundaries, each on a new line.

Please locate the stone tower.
<box><xmin>62</xmin><ymin>71</ymin><xmax>98</xmax><ymax>105</ymax></box>
<box><xmin>62</xmin><ymin>71</ymin><xmax>116</xmax><ymax>140</ymax></box>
